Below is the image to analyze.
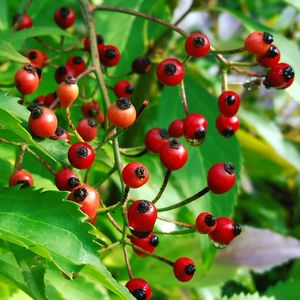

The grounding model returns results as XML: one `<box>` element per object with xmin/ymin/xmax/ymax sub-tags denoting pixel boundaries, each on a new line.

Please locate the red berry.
<box><xmin>13</xmin><ymin>14</ymin><xmax>32</xmax><ymax>30</ymax></box>
<box><xmin>195</xmin><ymin>212</ymin><xmax>216</xmax><ymax>234</ymax></box>
<box><xmin>107</xmin><ymin>98</ymin><xmax>136</xmax><ymax>128</ymax></box>
<box><xmin>99</xmin><ymin>45</ymin><xmax>120</xmax><ymax>67</ymax></box>
<box><xmin>28</xmin><ymin>106</ymin><xmax>58</xmax><ymax>138</ymax></box>
<box><xmin>57</xmin><ymin>76</ymin><xmax>79</xmax><ymax>108</ymax></box>
<box><xmin>90</xmin><ymin>214</ymin><xmax>98</xmax><ymax>225</ymax></box>
<box><xmin>159</xmin><ymin>139</ymin><xmax>188</xmax><ymax>171</ymax></box>
<box><xmin>216</xmin><ymin>115</ymin><xmax>240</xmax><ymax>138</ymax></box>
<box><xmin>81</xmin><ymin>101</ymin><xmax>100</xmax><ymax>118</ymax></box>
<box><xmin>55</xmin><ymin>168</ymin><xmax>80</xmax><ymax>191</ymax></box>
<box><xmin>83</xmin><ymin>34</ymin><xmax>104</xmax><ymax>52</ymax></box>
<box><xmin>15</xmin><ymin>65</ymin><xmax>39</xmax><ymax>95</ymax></box>
<box><xmin>114</xmin><ymin>80</ymin><xmax>134</xmax><ymax>98</ymax></box>
<box><xmin>132</xmin><ymin>57</ymin><xmax>151</xmax><ymax>74</ymax></box>
<box><xmin>207</xmin><ymin>162</ymin><xmax>236</xmax><ymax>194</ymax></box>
<box><xmin>156</xmin><ymin>58</ymin><xmax>184</xmax><ymax>86</ymax></box>
<box><xmin>256</xmin><ymin>45</ymin><xmax>280</xmax><ymax>68</ymax></box>
<box><xmin>263</xmin><ymin>63</ymin><xmax>295</xmax><ymax>89</ymax></box>
<box><xmin>55</xmin><ymin>65</ymin><xmax>74</xmax><ymax>84</ymax></box>
<box><xmin>218</xmin><ymin>91</ymin><xmax>240</xmax><ymax>117</ymax></box>
<box><xmin>68</xmin><ymin>142</ymin><xmax>95</xmax><ymax>169</ymax></box>
<box><xmin>183</xmin><ymin>113</ymin><xmax>208</xmax><ymax>145</ymax></box>
<box><xmin>50</xmin><ymin>127</ymin><xmax>70</xmax><ymax>143</ymax></box>
<box><xmin>185</xmin><ymin>33</ymin><xmax>210</xmax><ymax>57</ymax></box>
<box><xmin>130</xmin><ymin>233</ymin><xmax>159</xmax><ymax>257</ymax></box>
<box><xmin>66</xmin><ymin>56</ymin><xmax>86</xmax><ymax>77</ymax></box>
<box><xmin>145</xmin><ymin>128</ymin><xmax>169</xmax><ymax>153</ymax></box>
<box><xmin>244</xmin><ymin>32</ymin><xmax>273</xmax><ymax>55</ymax></box>
<box><xmin>68</xmin><ymin>184</ymin><xmax>100</xmax><ymax>220</ymax></box>
<box><xmin>97</xmin><ymin>112</ymin><xmax>105</xmax><ymax>124</ymax></box>
<box><xmin>44</xmin><ymin>92</ymin><xmax>59</xmax><ymax>108</ymax></box>
<box><xmin>26</xmin><ymin>49</ymin><xmax>48</xmax><ymax>68</ymax></box>
<box><xmin>9</xmin><ymin>170</ymin><xmax>34</xmax><ymax>188</ymax></box>
<box><xmin>208</xmin><ymin>217</ymin><xmax>241</xmax><ymax>245</ymax></box>
<box><xmin>125</xmin><ymin>278</ymin><xmax>152</xmax><ymax>300</ymax></box>
<box><xmin>168</xmin><ymin>119</ymin><xmax>184</xmax><ymax>137</ymax></box>
<box><xmin>127</xmin><ymin>200</ymin><xmax>157</xmax><ymax>238</ymax></box>
<box><xmin>173</xmin><ymin>257</ymin><xmax>196</xmax><ymax>282</ymax></box>
<box><xmin>76</xmin><ymin>119</ymin><xmax>98</xmax><ymax>142</ymax></box>
<box><xmin>54</xmin><ymin>7</ymin><xmax>76</xmax><ymax>29</ymax></box>
<box><xmin>122</xmin><ymin>162</ymin><xmax>150</xmax><ymax>188</ymax></box>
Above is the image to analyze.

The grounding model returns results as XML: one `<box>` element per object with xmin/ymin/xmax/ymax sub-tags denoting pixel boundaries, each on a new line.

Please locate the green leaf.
<box><xmin>265</xmin><ymin>278</ymin><xmax>300</xmax><ymax>300</ymax></box>
<box><xmin>0</xmin><ymin>188</ymin><xmax>134</xmax><ymax>299</ymax></box>
<box><xmin>221</xmin><ymin>292</ymin><xmax>275</xmax><ymax>300</ymax></box>
<box><xmin>283</xmin><ymin>0</ymin><xmax>300</xmax><ymax>11</ymax></box>
<box><xmin>0</xmin><ymin>42</ymin><xmax>29</xmax><ymax>64</ymax></box>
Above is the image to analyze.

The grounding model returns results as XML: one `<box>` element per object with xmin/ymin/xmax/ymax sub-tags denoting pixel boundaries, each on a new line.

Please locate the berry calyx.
<box><xmin>99</xmin><ymin>45</ymin><xmax>121</xmax><ymax>67</ymax></box>
<box><xmin>216</xmin><ymin>115</ymin><xmax>240</xmax><ymax>138</ymax></box>
<box><xmin>185</xmin><ymin>33</ymin><xmax>210</xmax><ymax>57</ymax></box>
<box><xmin>208</xmin><ymin>217</ymin><xmax>241</xmax><ymax>245</ymax></box>
<box><xmin>159</xmin><ymin>139</ymin><xmax>188</xmax><ymax>171</ymax></box>
<box><xmin>130</xmin><ymin>233</ymin><xmax>159</xmax><ymax>257</ymax></box>
<box><xmin>26</xmin><ymin>49</ymin><xmax>48</xmax><ymax>68</ymax></box>
<box><xmin>256</xmin><ymin>45</ymin><xmax>280</xmax><ymax>68</ymax></box>
<box><xmin>15</xmin><ymin>64</ymin><xmax>39</xmax><ymax>95</ymax></box>
<box><xmin>77</xmin><ymin>119</ymin><xmax>98</xmax><ymax>142</ymax></box>
<box><xmin>183</xmin><ymin>113</ymin><xmax>208</xmax><ymax>146</ymax></box>
<box><xmin>218</xmin><ymin>91</ymin><xmax>241</xmax><ymax>117</ymax></box>
<box><xmin>57</xmin><ymin>76</ymin><xmax>79</xmax><ymax>108</ymax></box>
<box><xmin>244</xmin><ymin>31</ymin><xmax>274</xmax><ymax>55</ymax></box>
<box><xmin>168</xmin><ymin>119</ymin><xmax>184</xmax><ymax>137</ymax></box>
<box><xmin>122</xmin><ymin>162</ymin><xmax>150</xmax><ymax>188</ymax></box>
<box><xmin>55</xmin><ymin>168</ymin><xmax>80</xmax><ymax>191</ymax></box>
<box><xmin>132</xmin><ymin>57</ymin><xmax>151</xmax><ymax>74</ymax></box>
<box><xmin>54</xmin><ymin>7</ymin><xmax>76</xmax><ymax>29</ymax></box>
<box><xmin>83</xmin><ymin>34</ymin><xmax>104</xmax><ymax>52</ymax></box>
<box><xmin>13</xmin><ymin>14</ymin><xmax>33</xmax><ymax>30</ymax></box>
<box><xmin>195</xmin><ymin>212</ymin><xmax>216</xmax><ymax>234</ymax></box>
<box><xmin>173</xmin><ymin>257</ymin><xmax>196</xmax><ymax>282</ymax></box>
<box><xmin>50</xmin><ymin>127</ymin><xmax>70</xmax><ymax>143</ymax></box>
<box><xmin>114</xmin><ymin>80</ymin><xmax>134</xmax><ymax>98</ymax></box>
<box><xmin>28</xmin><ymin>107</ymin><xmax>58</xmax><ymax>138</ymax></box>
<box><xmin>145</xmin><ymin>128</ymin><xmax>169</xmax><ymax>153</ymax></box>
<box><xmin>9</xmin><ymin>170</ymin><xmax>34</xmax><ymax>188</ymax></box>
<box><xmin>207</xmin><ymin>162</ymin><xmax>236</xmax><ymax>194</ymax></box>
<box><xmin>66</xmin><ymin>56</ymin><xmax>86</xmax><ymax>77</ymax></box>
<box><xmin>125</xmin><ymin>278</ymin><xmax>152</xmax><ymax>300</ymax></box>
<box><xmin>81</xmin><ymin>101</ymin><xmax>100</xmax><ymax>118</ymax></box>
<box><xmin>156</xmin><ymin>58</ymin><xmax>185</xmax><ymax>86</ymax></box>
<box><xmin>68</xmin><ymin>142</ymin><xmax>95</xmax><ymax>169</ymax></box>
<box><xmin>55</xmin><ymin>65</ymin><xmax>74</xmax><ymax>84</ymax></box>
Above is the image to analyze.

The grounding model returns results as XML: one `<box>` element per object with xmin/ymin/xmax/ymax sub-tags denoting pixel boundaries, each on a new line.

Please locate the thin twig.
<box><xmin>76</xmin><ymin>66</ymin><xmax>96</xmax><ymax>81</ymax></box>
<box><xmin>27</xmin><ymin>148</ymin><xmax>56</xmax><ymax>176</ymax></box>
<box><xmin>157</xmin><ymin>215</ymin><xmax>194</xmax><ymax>229</ymax></box>
<box><xmin>152</xmin><ymin>170</ymin><xmax>171</xmax><ymax>204</ymax></box>
<box><xmin>14</xmin><ymin>142</ymin><xmax>28</xmax><ymax>171</ymax></box>
<box><xmin>180</xmin><ymin>80</ymin><xmax>189</xmax><ymax>116</ymax></box>
<box><xmin>99</xmin><ymin>241</ymin><xmax>120</xmax><ymax>254</ymax></box>
<box><xmin>65</xmin><ymin>107</ymin><xmax>84</xmax><ymax>142</ymax></box>
<box><xmin>123</xmin><ymin>245</ymin><xmax>133</xmax><ymax>280</ymax></box>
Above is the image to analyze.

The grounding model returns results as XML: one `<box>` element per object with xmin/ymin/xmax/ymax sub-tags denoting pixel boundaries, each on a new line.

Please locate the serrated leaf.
<box><xmin>0</xmin><ymin>42</ymin><xmax>29</xmax><ymax>64</ymax></box>
<box><xmin>265</xmin><ymin>278</ymin><xmax>300</xmax><ymax>300</ymax></box>
<box><xmin>221</xmin><ymin>292</ymin><xmax>275</xmax><ymax>300</ymax></box>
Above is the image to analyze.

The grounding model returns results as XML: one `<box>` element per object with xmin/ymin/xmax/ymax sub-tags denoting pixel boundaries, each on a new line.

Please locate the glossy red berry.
<box><xmin>76</xmin><ymin>119</ymin><xmax>98</xmax><ymax>142</ymax></box>
<box><xmin>256</xmin><ymin>45</ymin><xmax>280</xmax><ymax>68</ymax></box>
<box><xmin>54</xmin><ymin>7</ymin><xmax>76</xmax><ymax>29</ymax></box>
<box><xmin>68</xmin><ymin>142</ymin><xmax>95</xmax><ymax>169</ymax></box>
<box><xmin>57</xmin><ymin>76</ymin><xmax>79</xmax><ymax>108</ymax></box>
<box><xmin>127</xmin><ymin>200</ymin><xmax>157</xmax><ymax>238</ymax></box>
<box><xmin>183</xmin><ymin>113</ymin><xmax>208</xmax><ymax>146</ymax></box>
<box><xmin>218</xmin><ymin>91</ymin><xmax>240</xmax><ymax>117</ymax></box>
<box><xmin>99</xmin><ymin>45</ymin><xmax>121</xmax><ymax>67</ymax></box>
<box><xmin>28</xmin><ymin>106</ymin><xmax>58</xmax><ymax>138</ymax></box>
<box><xmin>81</xmin><ymin>101</ymin><xmax>100</xmax><ymax>118</ymax></box>
<box><xmin>15</xmin><ymin>65</ymin><xmax>39</xmax><ymax>95</ymax></box>
<box><xmin>195</xmin><ymin>212</ymin><xmax>216</xmax><ymax>234</ymax></box>
<box><xmin>55</xmin><ymin>168</ymin><xmax>79</xmax><ymax>191</ymax></box>
<box><xmin>55</xmin><ymin>65</ymin><xmax>74</xmax><ymax>84</ymax></box>
<box><xmin>114</xmin><ymin>80</ymin><xmax>134</xmax><ymax>98</ymax></box>
<box><xmin>207</xmin><ymin>162</ymin><xmax>236</xmax><ymax>194</ymax></box>
<box><xmin>216</xmin><ymin>115</ymin><xmax>240</xmax><ymax>138</ymax></box>
<box><xmin>130</xmin><ymin>233</ymin><xmax>159</xmax><ymax>257</ymax></box>
<box><xmin>107</xmin><ymin>98</ymin><xmax>136</xmax><ymax>128</ymax></box>
<box><xmin>66</xmin><ymin>56</ymin><xmax>86</xmax><ymax>77</ymax></box>
<box><xmin>50</xmin><ymin>127</ymin><xmax>70</xmax><ymax>143</ymax></box>
<box><xmin>132</xmin><ymin>57</ymin><xmax>151</xmax><ymax>74</ymax></box>
<box><xmin>13</xmin><ymin>14</ymin><xmax>32</xmax><ymax>30</ymax></box>
<box><xmin>9</xmin><ymin>170</ymin><xmax>34</xmax><ymax>188</ymax></box>
<box><xmin>125</xmin><ymin>278</ymin><xmax>152</xmax><ymax>300</ymax></box>
<box><xmin>145</xmin><ymin>128</ymin><xmax>169</xmax><ymax>153</ymax></box>
<box><xmin>244</xmin><ymin>32</ymin><xmax>273</xmax><ymax>55</ymax></box>
<box><xmin>208</xmin><ymin>217</ymin><xmax>241</xmax><ymax>245</ymax></box>
<box><xmin>44</xmin><ymin>92</ymin><xmax>59</xmax><ymax>108</ymax></box>
<box><xmin>168</xmin><ymin>119</ymin><xmax>184</xmax><ymax>137</ymax></box>
<box><xmin>83</xmin><ymin>34</ymin><xmax>104</xmax><ymax>52</ymax></box>
<box><xmin>68</xmin><ymin>184</ymin><xmax>100</xmax><ymax>220</ymax></box>
<box><xmin>185</xmin><ymin>33</ymin><xmax>210</xmax><ymax>57</ymax></box>
<box><xmin>122</xmin><ymin>162</ymin><xmax>150</xmax><ymax>188</ymax></box>
<box><xmin>156</xmin><ymin>58</ymin><xmax>184</xmax><ymax>86</ymax></box>
<box><xmin>159</xmin><ymin>139</ymin><xmax>188</xmax><ymax>171</ymax></box>
<box><xmin>26</xmin><ymin>49</ymin><xmax>48</xmax><ymax>68</ymax></box>
<box><xmin>263</xmin><ymin>63</ymin><xmax>295</xmax><ymax>89</ymax></box>
<box><xmin>173</xmin><ymin>257</ymin><xmax>196</xmax><ymax>282</ymax></box>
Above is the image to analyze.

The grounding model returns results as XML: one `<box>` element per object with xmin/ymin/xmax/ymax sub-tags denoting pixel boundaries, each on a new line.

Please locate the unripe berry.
<box><xmin>57</xmin><ymin>76</ymin><xmax>79</xmax><ymax>108</ymax></box>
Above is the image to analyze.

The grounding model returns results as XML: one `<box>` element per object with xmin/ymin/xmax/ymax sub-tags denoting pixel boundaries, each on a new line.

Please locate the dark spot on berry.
<box><xmin>150</xmin><ymin>235</ymin><xmax>159</xmax><ymax>246</ymax></box>
<box><xmin>185</xmin><ymin>264</ymin><xmax>196</xmax><ymax>275</ymax></box>
<box><xmin>137</xmin><ymin>200</ymin><xmax>151</xmax><ymax>213</ymax></box>
<box><xmin>193</xmin><ymin>36</ymin><xmax>205</xmax><ymax>48</ymax></box>
<box><xmin>24</xmin><ymin>64</ymin><xmax>36</xmax><ymax>73</ymax></box>
<box><xmin>204</xmin><ymin>214</ymin><xmax>216</xmax><ymax>227</ymax></box>
<box><xmin>55</xmin><ymin>127</ymin><xmax>64</xmax><ymax>136</ymax></box>
<box><xmin>267</xmin><ymin>46</ymin><xmax>279</xmax><ymax>58</ymax></box>
<box><xmin>17</xmin><ymin>180</ymin><xmax>30</xmax><ymax>189</ymax></box>
<box><xmin>225</xmin><ymin>95</ymin><xmax>235</xmax><ymax>105</ymax></box>
<box><xmin>12</xmin><ymin>13</ymin><xmax>21</xmax><ymax>25</ymax></box>
<box><xmin>283</xmin><ymin>66</ymin><xmax>295</xmax><ymax>81</ymax></box>
<box><xmin>195</xmin><ymin>128</ymin><xmax>206</xmax><ymax>139</ymax></box>
<box><xmin>87</xmin><ymin>119</ymin><xmax>97</xmax><ymax>128</ymax></box>
<box><xmin>96</xmin><ymin>34</ymin><xmax>104</xmax><ymax>45</ymax></box>
<box><xmin>116</xmin><ymin>97</ymin><xmax>131</xmax><ymax>110</ymax></box>
<box><xmin>31</xmin><ymin>106</ymin><xmax>44</xmax><ymax>119</ymax></box>
<box><xmin>142</xmin><ymin>57</ymin><xmax>151</xmax><ymax>65</ymax></box>
<box><xmin>64</xmin><ymin>76</ymin><xmax>77</xmax><ymax>85</ymax></box>
<box><xmin>73</xmin><ymin>187</ymin><xmax>88</xmax><ymax>201</ymax></box>
<box><xmin>135</xmin><ymin>166</ymin><xmax>146</xmax><ymax>179</ymax></box>
<box><xmin>164</xmin><ymin>63</ymin><xmax>177</xmax><ymax>76</ymax></box>
<box><xmin>233</xmin><ymin>224</ymin><xmax>241</xmax><ymax>236</ymax></box>
<box><xmin>88</xmin><ymin>107</ymin><xmax>99</xmax><ymax>117</ymax></box>
<box><xmin>262</xmin><ymin>78</ymin><xmax>271</xmax><ymax>89</ymax></box>
<box><xmin>35</xmin><ymin>67</ymin><xmax>42</xmax><ymax>79</ymax></box>
<box><xmin>27</xmin><ymin>102</ymin><xmax>42</xmax><ymax>112</ymax></box>
<box><xmin>28</xmin><ymin>51</ymin><xmax>38</xmax><ymax>60</ymax></box>
<box><xmin>263</xmin><ymin>32</ymin><xmax>273</xmax><ymax>44</ymax></box>
<box><xmin>76</xmin><ymin>146</ymin><xmax>88</xmax><ymax>158</ymax></box>
<box><xmin>224</xmin><ymin>162</ymin><xmax>235</xmax><ymax>175</ymax></box>
<box><xmin>169</xmin><ymin>139</ymin><xmax>181</xmax><ymax>149</ymax></box>
<box><xmin>68</xmin><ymin>177</ymin><xmax>79</xmax><ymax>188</ymax></box>
<box><xmin>132</xmin><ymin>289</ymin><xmax>146</xmax><ymax>300</ymax></box>
<box><xmin>125</xmin><ymin>85</ymin><xmax>134</xmax><ymax>94</ymax></box>
<box><xmin>73</xmin><ymin>56</ymin><xmax>83</xmax><ymax>64</ymax></box>
<box><xmin>60</xmin><ymin>7</ymin><xmax>70</xmax><ymax>19</ymax></box>
<box><xmin>57</xmin><ymin>66</ymin><xmax>67</xmax><ymax>76</ymax></box>
<box><xmin>130</xmin><ymin>228</ymin><xmax>152</xmax><ymax>238</ymax></box>
<box><xmin>159</xmin><ymin>128</ymin><xmax>169</xmax><ymax>139</ymax></box>
<box><xmin>106</xmin><ymin>49</ymin><xmax>116</xmax><ymax>59</ymax></box>
<box><xmin>222</xmin><ymin>128</ymin><xmax>234</xmax><ymax>138</ymax></box>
